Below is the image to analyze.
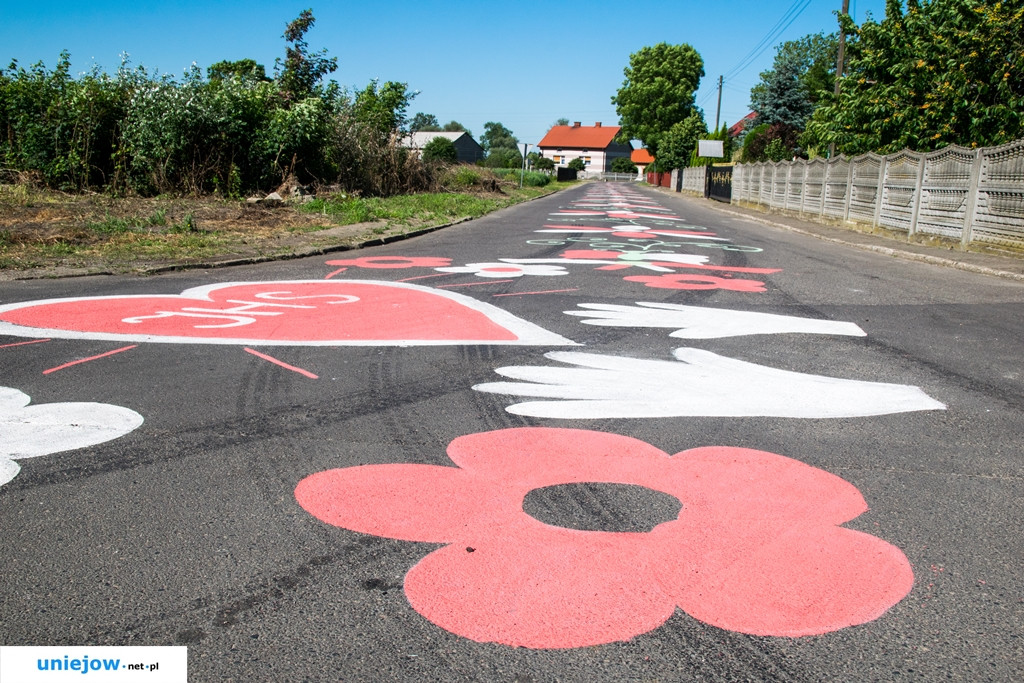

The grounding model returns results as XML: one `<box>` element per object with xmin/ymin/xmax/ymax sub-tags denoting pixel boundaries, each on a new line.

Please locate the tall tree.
<box><xmin>805</xmin><ymin>0</ymin><xmax>1024</xmax><ymax>155</ymax></box>
<box><xmin>611</xmin><ymin>43</ymin><xmax>705</xmax><ymax>158</ymax></box>
<box><xmin>480</xmin><ymin>121</ymin><xmax>517</xmax><ymax>153</ymax></box>
<box><xmin>207</xmin><ymin>59</ymin><xmax>269</xmax><ymax>83</ymax></box>
<box><xmin>656</xmin><ymin>112</ymin><xmax>707</xmax><ymax>171</ymax></box>
<box><xmin>442</xmin><ymin>120</ymin><xmax>471</xmax><ymax>136</ymax></box>
<box><xmin>353</xmin><ymin>80</ymin><xmax>414</xmax><ymax>136</ymax></box>
<box><xmin>750</xmin><ymin>33</ymin><xmax>837</xmax><ymax>130</ymax></box>
<box><xmin>409</xmin><ymin>112</ymin><xmax>439</xmax><ymax>131</ymax></box>
<box><xmin>276</xmin><ymin>9</ymin><xmax>337</xmax><ymax>103</ymax></box>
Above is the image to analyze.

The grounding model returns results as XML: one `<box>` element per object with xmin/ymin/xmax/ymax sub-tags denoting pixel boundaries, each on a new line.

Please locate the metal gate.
<box><xmin>706</xmin><ymin>165</ymin><xmax>733</xmax><ymax>203</ymax></box>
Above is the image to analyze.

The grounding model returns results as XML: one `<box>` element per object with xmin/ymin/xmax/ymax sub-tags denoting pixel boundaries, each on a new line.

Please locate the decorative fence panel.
<box><xmin>802</xmin><ymin>158</ymin><xmax>826</xmax><ymax>215</ymax></box>
<box><xmin>917</xmin><ymin>145</ymin><xmax>976</xmax><ymax>241</ymax></box>
<box><xmin>823</xmin><ymin>157</ymin><xmax>851</xmax><ymax>219</ymax></box>
<box><xmin>724</xmin><ymin>137</ymin><xmax>1024</xmax><ymax>251</ymax></box>
<box><xmin>849</xmin><ymin>154</ymin><xmax>884</xmax><ymax>225</ymax></box>
<box><xmin>785</xmin><ymin>161</ymin><xmax>805</xmax><ymax>211</ymax></box>
<box><xmin>972</xmin><ymin>139</ymin><xmax>1024</xmax><ymax>249</ymax></box>
<box><xmin>879</xmin><ymin>151</ymin><xmax>923</xmax><ymax>233</ymax></box>
<box><xmin>682</xmin><ymin>167</ymin><xmax>706</xmax><ymax>194</ymax></box>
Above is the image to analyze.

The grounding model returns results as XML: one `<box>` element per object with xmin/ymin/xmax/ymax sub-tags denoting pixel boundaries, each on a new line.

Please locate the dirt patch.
<box><xmin>0</xmin><ymin>188</ymin><xmax>502</xmax><ymax>280</ymax></box>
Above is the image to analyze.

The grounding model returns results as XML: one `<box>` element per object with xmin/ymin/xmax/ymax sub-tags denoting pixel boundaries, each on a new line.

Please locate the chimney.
<box><xmin>573</xmin><ymin>122</ymin><xmax>581</xmax><ymax>128</ymax></box>
<box><xmin>595</xmin><ymin>122</ymin><xmax>602</xmax><ymax>127</ymax></box>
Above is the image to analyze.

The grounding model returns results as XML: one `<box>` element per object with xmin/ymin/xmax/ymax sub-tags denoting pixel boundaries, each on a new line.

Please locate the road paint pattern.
<box><xmin>473</xmin><ymin>348</ymin><xmax>945</xmax><ymax>419</ymax></box>
<box><xmin>243</xmin><ymin>348</ymin><xmax>319</xmax><ymax>379</ymax></box>
<box><xmin>0</xmin><ymin>281</ymin><xmax>576</xmax><ymax>347</ymax></box>
<box><xmin>566</xmin><ymin>303</ymin><xmax>867</xmax><ymax>339</ymax></box>
<box><xmin>296</xmin><ymin>427</ymin><xmax>915</xmax><ymax>648</ymax></box>
<box><xmin>42</xmin><ymin>345</ymin><xmax>138</xmax><ymax>375</ymax></box>
<box><xmin>0</xmin><ymin>386</ymin><xmax>143</xmax><ymax>487</ymax></box>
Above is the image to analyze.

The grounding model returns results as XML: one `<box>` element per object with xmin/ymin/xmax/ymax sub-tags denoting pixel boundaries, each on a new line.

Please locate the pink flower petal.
<box><xmin>653</xmin><ymin>522</ymin><xmax>914</xmax><ymax>636</ymax></box>
<box><xmin>295</xmin><ymin>464</ymin><xmax>517</xmax><ymax>543</ymax></box>
<box><xmin>670</xmin><ymin>447</ymin><xmax>869</xmax><ymax>524</ymax></box>
<box><xmin>404</xmin><ymin>524</ymin><xmax>676</xmax><ymax>648</ymax></box>
<box><xmin>445</xmin><ymin>427</ymin><xmax>674</xmax><ymax>492</ymax></box>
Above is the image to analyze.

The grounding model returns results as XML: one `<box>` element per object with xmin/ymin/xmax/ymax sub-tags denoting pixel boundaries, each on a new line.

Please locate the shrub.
<box><xmin>610</xmin><ymin>156</ymin><xmax>638</xmax><ymax>174</ymax></box>
<box><xmin>422</xmin><ymin>136</ymin><xmax>458</xmax><ymax>163</ymax></box>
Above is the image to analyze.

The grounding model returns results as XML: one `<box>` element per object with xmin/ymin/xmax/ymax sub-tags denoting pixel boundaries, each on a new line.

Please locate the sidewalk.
<box><xmin>648</xmin><ymin>186</ymin><xmax>1024</xmax><ymax>283</ymax></box>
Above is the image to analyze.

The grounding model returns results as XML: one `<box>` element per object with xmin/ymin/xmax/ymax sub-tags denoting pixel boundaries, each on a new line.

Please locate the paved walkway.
<box><xmin>648</xmin><ymin>186</ymin><xmax>1024</xmax><ymax>283</ymax></box>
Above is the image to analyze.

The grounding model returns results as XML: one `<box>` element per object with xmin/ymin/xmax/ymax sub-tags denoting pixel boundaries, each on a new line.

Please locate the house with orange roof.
<box><xmin>630</xmin><ymin>147</ymin><xmax>655</xmax><ymax>177</ymax></box>
<box><xmin>537</xmin><ymin>122</ymin><xmax>633</xmax><ymax>173</ymax></box>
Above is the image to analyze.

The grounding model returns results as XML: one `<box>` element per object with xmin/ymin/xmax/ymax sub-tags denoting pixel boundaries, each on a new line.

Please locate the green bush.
<box><xmin>421</xmin><ymin>136</ymin><xmax>458</xmax><ymax>163</ymax></box>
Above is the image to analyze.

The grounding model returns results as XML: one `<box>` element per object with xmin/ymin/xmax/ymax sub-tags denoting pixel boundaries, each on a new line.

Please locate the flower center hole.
<box><xmin>523</xmin><ymin>482</ymin><xmax>681</xmax><ymax>533</ymax></box>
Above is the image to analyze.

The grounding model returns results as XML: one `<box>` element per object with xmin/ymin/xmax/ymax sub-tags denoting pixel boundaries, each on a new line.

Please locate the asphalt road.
<box><xmin>1</xmin><ymin>183</ymin><xmax>1022</xmax><ymax>682</ymax></box>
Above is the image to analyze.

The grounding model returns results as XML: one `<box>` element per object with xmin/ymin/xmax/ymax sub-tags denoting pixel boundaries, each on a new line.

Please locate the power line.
<box><xmin>723</xmin><ymin>0</ymin><xmax>814</xmax><ymax>80</ymax></box>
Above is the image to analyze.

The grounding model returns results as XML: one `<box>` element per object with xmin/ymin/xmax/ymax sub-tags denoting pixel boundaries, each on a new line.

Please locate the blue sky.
<box><xmin>2</xmin><ymin>0</ymin><xmax>888</xmax><ymax>149</ymax></box>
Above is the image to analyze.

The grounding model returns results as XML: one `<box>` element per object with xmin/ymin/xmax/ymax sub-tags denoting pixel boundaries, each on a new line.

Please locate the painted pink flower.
<box><xmin>625</xmin><ymin>273</ymin><xmax>768</xmax><ymax>292</ymax></box>
<box><xmin>295</xmin><ymin>428</ymin><xmax>913</xmax><ymax>649</ymax></box>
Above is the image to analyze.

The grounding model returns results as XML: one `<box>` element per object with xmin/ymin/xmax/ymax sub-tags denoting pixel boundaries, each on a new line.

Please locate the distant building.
<box><xmin>537</xmin><ymin>122</ymin><xmax>632</xmax><ymax>172</ymax></box>
<box><xmin>630</xmin><ymin>148</ymin><xmax>655</xmax><ymax>177</ymax></box>
<box><xmin>403</xmin><ymin>131</ymin><xmax>484</xmax><ymax>164</ymax></box>
<box><xmin>729</xmin><ymin>112</ymin><xmax>758</xmax><ymax>139</ymax></box>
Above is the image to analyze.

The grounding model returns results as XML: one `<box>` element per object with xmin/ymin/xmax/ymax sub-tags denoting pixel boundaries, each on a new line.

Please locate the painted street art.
<box><xmin>0</xmin><ymin>386</ymin><xmax>143</xmax><ymax>486</ymax></box>
<box><xmin>0</xmin><ymin>281</ymin><xmax>575</xmax><ymax>347</ymax></box>
<box><xmin>0</xmin><ymin>183</ymin><xmax>939</xmax><ymax>651</ymax></box>
<box><xmin>566</xmin><ymin>303</ymin><xmax>867</xmax><ymax>339</ymax></box>
<box><xmin>295</xmin><ymin>427</ymin><xmax>915</xmax><ymax>648</ymax></box>
<box><xmin>473</xmin><ymin>348</ymin><xmax>945</xmax><ymax>419</ymax></box>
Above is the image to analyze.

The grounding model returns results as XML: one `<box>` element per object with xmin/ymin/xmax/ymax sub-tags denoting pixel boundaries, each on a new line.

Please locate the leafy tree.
<box><xmin>421</xmin><ymin>136</ymin><xmax>458</xmax><ymax>163</ymax></box>
<box><xmin>611</xmin><ymin>156</ymin><xmax>638</xmax><ymax>173</ymax></box>
<box><xmin>805</xmin><ymin>0</ymin><xmax>1024</xmax><ymax>154</ymax></box>
<box><xmin>352</xmin><ymin>79</ymin><xmax>414</xmax><ymax>137</ymax></box>
<box><xmin>481</xmin><ymin>146</ymin><xmax>522</xmax><ymax>169</ymax></box>
<box><xmin>480</xmin><ymin>121</ymin><xmax>517</xmax><ymax>153</ymax></box>
<box><xmin>742</xmin><ymin>122</ymin><xmax>800</xmax><ymax>162</ymax></box>
<box><xmin>655</xmin><ymin>111</ymin><xmax>707</xmax><ymax>171</ymax></box>
<box><xmin>611</xmin><ymin>42</ymin><xmax>705</xmax><ymax>158</ymax></box>
<box><xmin>552</xmin><ymin>117</ymin><xmax>570</xmax><ymax>126</ymax></box>
<box><xmin>764</xmin><ymin>137</ymin><xmax>791</xmax><ymax>162</ymax></box>
<box><xmin>207</xmin><ymin>59</ymin><xmax>269</xmax><ymax>83</ymax></box>
<box><xmin>750</xmin><ymin>33</ymin><xmax>837</xmax><ymax>130</ymax></box>
<box><xmin>409</xmin><ymin>112</ymin><xmax>439</xmax><ymax>131</ymax></box>
<box><xmin>276</xmin><ymin>9</ymin><xmax>337</xmax><ymax>103</ymax></box>
<box><xmin>442</xmin><ymin>120</ymin><xmax>470</xmax><ymax>135</ymax></box>
<box><xmin>533</xmin><ymin>155</ymin><xmax>555</xmax><ymax>170</ymax></box>
<box><xmin>567</xmin><ymin>157</ymin><xmax>586</xmax><ymax>171</ymax></box>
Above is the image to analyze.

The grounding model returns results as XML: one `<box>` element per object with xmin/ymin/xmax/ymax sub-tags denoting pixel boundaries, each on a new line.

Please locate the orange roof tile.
<box><xmin>538</xmin><ymin>123</ymin><xmax>622</xmax><ymax>149</ymax></box>
<box><xmin>631</xmin><ymin>148</ymin><xmax>655</xmax><ymax>164</ymax></box>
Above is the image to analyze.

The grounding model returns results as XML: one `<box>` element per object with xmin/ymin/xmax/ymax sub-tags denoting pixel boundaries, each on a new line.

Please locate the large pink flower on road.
<box><xmin>295</xmin><ymin>428</ymin><xmax>913</xmax><ymax>649</ymax></box>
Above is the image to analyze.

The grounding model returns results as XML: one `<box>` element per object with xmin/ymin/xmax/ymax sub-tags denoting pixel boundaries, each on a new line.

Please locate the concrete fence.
<box><xmin>728</xmin><ymin>138</ymin><xmax>1024</xmax><ymax>251</ymax></box>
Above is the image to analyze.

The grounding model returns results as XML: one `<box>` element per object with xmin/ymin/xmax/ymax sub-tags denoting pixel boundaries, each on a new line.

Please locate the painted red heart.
<box><xmin>0</xmin><ymin>281</ymin><xmax>575</xmax><ymax>346</ymax></box>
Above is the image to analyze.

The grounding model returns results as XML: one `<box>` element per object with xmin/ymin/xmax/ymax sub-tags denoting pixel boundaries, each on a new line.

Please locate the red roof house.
<box><xmin>729</xmin><ymin>112</ymin><xmax>758</xmax><ymax>138</ymax></box>
<box><xmin>537</xmin><ymin>122</ymin><xmax>632</xmax><ymax>172</ymax></box>
<box><xmin>630</xmin><ymin>147</ymin><xmax>655</xmax><ymax>172</ymax></box>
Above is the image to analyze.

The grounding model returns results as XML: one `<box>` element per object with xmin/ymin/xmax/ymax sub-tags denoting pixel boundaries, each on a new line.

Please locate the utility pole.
<box><xmin>715</xmin><ymin>75</ymin><xmax>724</xmax><ymax>131</ymax></box>
<box><xmin>829</xmin><ymin>0</ymin><xmax>850</xmax><ymax>158</ymax></box>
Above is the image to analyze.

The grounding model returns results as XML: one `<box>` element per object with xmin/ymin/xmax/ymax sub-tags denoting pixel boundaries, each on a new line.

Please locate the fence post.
<box><xmin>872</xmin><ymin>156</ymin><xmax>887</xmax><ymax>229</ymax></box>
<box><xmin>843</xmin><ymin>160</ymin><xmax>854</xmax><ymax>222</ymax></box>
<box><xmin>818</xmin><ymin>160</ymin><xmax>828</xmax><ymax>217</ymax></box>
<box><xmin>961</xmin><ymin>148</ymin><xmax>984</xmax><ymax>248</ymax></box>
<box><xmin>907</xmin><ymin>154</ymin><xmax>926</xmax><ymax>236</ymax></box>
